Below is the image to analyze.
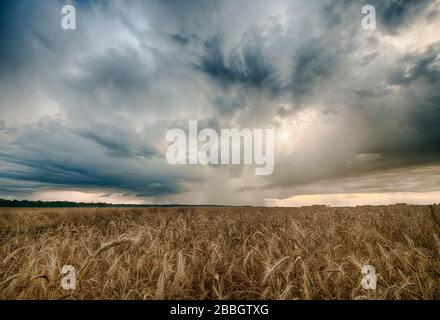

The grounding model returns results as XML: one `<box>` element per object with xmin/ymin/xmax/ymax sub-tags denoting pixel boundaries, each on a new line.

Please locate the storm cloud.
<box><xmin>0</xmin><ymin>0</ymin><xmax>439</xmax><ymax>205</ymax></box>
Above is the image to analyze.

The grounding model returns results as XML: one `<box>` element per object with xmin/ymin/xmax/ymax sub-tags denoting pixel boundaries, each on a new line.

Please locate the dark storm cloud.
<box><xmin>288</xmin><ymin>39</ymin><xmax>338</xmax><ymax>104</ymax></box>
<box><xmin>212</xmin><ymin>93</ymin><xmax>246</xmax><ymax>115</ymax></box>
<box><xmin>0</xmin><ymin>154</ymin><xmax>180</xmax><ymax>197</ymax></box>
<box><xmin>0</xmin><ymin>179</ymin><xmax>40</xmax><ymax>197</ymax></box>
<box><xmin>169</xmin><ymin>33</ymin><xmax>191</xmax><ymax>45</ymax></box>
<box><xmin>368</xmin><ymin>0</ymin><xmax>434</xmax><ymax>34</ymax></box>
<box><xmin>0</xmin><ymin>0</ymin><xmax>75</xmax><ymax>74</ymax></box>
<box><xmin>196</xmin><ymin>33</ymin><xmax>280</xmax><ymax>91</ymax></box>
<box><xmin>145</xmin><ymin>0</ymin><xmax>220</xmax><ymax>33</ymax></box>
<box><xmin>320</xmin><ymin>0</ymin><xmax>353</xmax><ymax>29</ymax></box>
<box><xmin>195</xmin><ymin>29</ymin><xmax>284</xmax><ymax>116</ymax></box>
<box><xmin>0</xmin><ymin>121</ymin><xmax>185</xmax><ymax>197</ymax></box>
<box><xmin>79</xmin><ymin>123</ymin><xmax>159</xmax><ymax>159</ymax></box>
<box><xmin>388</xmin><ymin>43</ymin><xmax>440</xmax><ymax>85</ymax></box>
<box><xmin>65</xmin><ymin>48</ymin><xmax>151</xmax><ymax>109</ymax></box>
<box><xmin>0</xmin><ymin>0</ymin><xmax>440</xmax><ymax>203</ymax></box>
<box><xmin>0</xmin><ymin>0</ymin><xmax>35</xmax><ymax>73</ymax></box>
<box><xmin>385</xmin><ymin>42</ymin><xmax>440</xmax><ymax>157</ymax></box>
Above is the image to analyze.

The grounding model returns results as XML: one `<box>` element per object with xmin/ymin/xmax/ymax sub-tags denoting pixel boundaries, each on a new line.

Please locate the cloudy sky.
<box><xmin>0</xmin><ymin>0</ymin><xmax>439</xmax><ymax>206</ymax></box>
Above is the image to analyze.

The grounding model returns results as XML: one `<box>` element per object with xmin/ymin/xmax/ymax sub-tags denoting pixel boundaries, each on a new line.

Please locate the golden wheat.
<box><xmin>0</xmin><ymin>205</ymin><xmax>438</xmax><ymax>300</ymax></box>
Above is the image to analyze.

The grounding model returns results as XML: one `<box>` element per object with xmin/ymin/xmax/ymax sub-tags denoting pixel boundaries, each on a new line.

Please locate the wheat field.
<box><xmin>0</xmin><ymin>205</ymin><xmax>439</xmax><ymax>300</ymax></box>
